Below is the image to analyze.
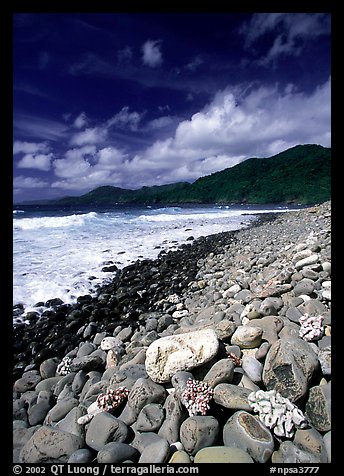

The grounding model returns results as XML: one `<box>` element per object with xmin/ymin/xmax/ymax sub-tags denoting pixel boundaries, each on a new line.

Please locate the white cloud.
<box><xmin>125</xmin><ymin>77</ymin><xmax>331</xmax><ymax>185</ymax></box>
<box><xmin>19</xmin><ymin>78</ymin><xmax>330</xmax><ymax>197</ymax></box>
<box><xmin>17</xmin><ymin>153</ymin><xmax>53</xmax><ymax>171</ymax></box>
<box><xmin>107</xmin><ymin>107</ymin><xmax>143</xmax><ymax>131</ymax></box>
<box><xmin>70</xmin><ymin>126</ymin><xmax>107</xmax><ymax>146</ymax></box>
<box><xmin>13</xmin><ymin>140</ymin><xmax>50</xmax><ymax>155</ymax></box>
<box><xmin>142</xmin><ymin>40</ymin><xmax>163</xmax><ymax>67</ymax></box>
<box><xmin>73</xmin><ymin>112</ymin><xmax>88</xmax><ymax>129</ymax></box>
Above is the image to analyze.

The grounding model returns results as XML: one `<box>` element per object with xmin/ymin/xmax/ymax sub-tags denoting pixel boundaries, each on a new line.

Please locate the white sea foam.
<box><xmin>13</xmin><ymin>204</ymin><xmax>298</xmax><ymax>318</ymax></box>
<box><xmin>13</xmin><ymin>211</ymin><xmax>98</xmax><ymax>230</ymax></box>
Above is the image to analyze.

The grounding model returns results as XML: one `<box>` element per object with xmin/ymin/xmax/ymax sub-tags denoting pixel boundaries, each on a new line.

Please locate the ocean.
<box><xmin>13</xmin><ymin>203</ymin><xmax>300</xmax><ymax>322</ymax></box>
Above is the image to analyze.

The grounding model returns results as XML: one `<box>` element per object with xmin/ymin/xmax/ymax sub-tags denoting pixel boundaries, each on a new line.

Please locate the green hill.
<box><xmin>51</xmin><ymin>144</ymin><xmax>330</xmax><ymax>206</ymax></box>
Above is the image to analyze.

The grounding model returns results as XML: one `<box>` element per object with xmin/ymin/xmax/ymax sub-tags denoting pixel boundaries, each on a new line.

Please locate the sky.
<box><xmin>13</xmin><ymin>12</ymin><xmax>331</xmax><ymax>202</ymax></box>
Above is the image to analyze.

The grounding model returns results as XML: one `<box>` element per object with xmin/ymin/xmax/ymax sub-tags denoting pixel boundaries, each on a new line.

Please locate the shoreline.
<box><xmin>12</xmin><ymin>207</ymin><xmax>278</xmax><ymax>321</ymax></box>
<box><xmin>13</xmin><ymin>202</ymin><xmax>331</xmax><ymax>464</ymax></box>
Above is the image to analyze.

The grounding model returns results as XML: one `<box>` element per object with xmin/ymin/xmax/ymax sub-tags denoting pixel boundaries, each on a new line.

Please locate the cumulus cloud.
<box><xmin>15</xmin><ymin>78</ymin><xmax>330</xmax><ymax>197</ymax></box>
<box><xmin>13</xmin><ymin>140</ymin><xmax>50</xmax><ymax>155</ymax></box>
<box><xmin>126</xmin><ymin>77</ymin><xmax>331</xmax><ymax>185</ymax></box>
<box><xmin>17</xmin><ymin>153</ymin><xmax>54</xmax><ymax>171</ymax></box>
<box><xmin>142</xmin><ymin>40</ymin><xmax>163</xmax><ymax>67</ymax></box>
<box><xmin>70</xmin><ymin>126</ymin><xmax>108</xmax><ymax>146</ymax></box>
<box><xmin>51</xmin><ymin>146</ymin><xmax>127</xmax><ymax>190</ymax></box>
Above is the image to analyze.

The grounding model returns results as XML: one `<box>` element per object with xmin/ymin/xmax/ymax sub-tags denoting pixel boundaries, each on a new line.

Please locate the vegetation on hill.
<box><xmin>50</xmin><ymin>144</ymin><xmax>331</xmax><ymax>206</ymax></box>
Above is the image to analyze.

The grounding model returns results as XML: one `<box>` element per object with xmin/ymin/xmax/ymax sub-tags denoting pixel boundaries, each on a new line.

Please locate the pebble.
<box><xmin>223</xmin><ymin>410</ymin><xmax>274</xmax><ymax>463</ymax></box>
<box><xmin>97</xmin><ymin>442</ymin><xmax>139</xmax><ymax>463</ymax></box>
<box><xmin>138</xmin><ymin>438</ymin><xmax>170</xmax><ymax>463</ymax></box>
<box><xmin>20</xmin><ymin>426</ymin><xmax>84</xmax><ymax>463</ymax></box>
<box><xmin>13</xmin><ymin>201</ymin><xmax>332</xmax><ymax>464</ymax></box>
<box><xmin>194</xmin><ymin>446</ymin><xmax>254</xmax><ymax>463</ymax></box>
<box><xmin>230</xmin><ymin>326</ymin><xmax>263</xmax><ymax>348</ymax></box>
<box><xmin>136</xmin><ymin>403</ymin><xmax>165</xmax><ymax>432</ymax></box>
<box><xmin>213</xmin><ymin>383</ymin><xmax>252</xmax><ymax>411</ymax></box>
<box><xmin>85</xmin><ymin>412</ymin><xmax>129</xmax><ymax>450</ymax></box>
<box><xmin>180</xmin><ymin>416</ymin><xmax>219</xmax><ymax>455</ymax></box>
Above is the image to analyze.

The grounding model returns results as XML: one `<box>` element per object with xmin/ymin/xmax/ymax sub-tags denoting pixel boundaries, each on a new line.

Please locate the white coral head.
<box><xmin>248</xmin><ymin>389</ymin><xmax>308</xmax><ymax>438</ymax></box>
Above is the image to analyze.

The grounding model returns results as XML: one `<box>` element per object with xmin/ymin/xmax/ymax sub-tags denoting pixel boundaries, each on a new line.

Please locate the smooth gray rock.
<box><xmin>138</xmin><ymin>438</ymin><xmax>170</xmax><ymax>463</ymax></box>
<box><xmin>70</xmin><ymin>355</ymin><xmax>103</xmax><ymax>372</ymax></box>
<box><xmin>72</xmin><ymin>370</ymin><xmax>88</xmax><ymax>395</ymax></box>
<box><xmin>136</xmin><ymin>403</ymin><xmax>165</xmax><ymax>432</ymax></box>
<box><xmin>272</xmin><ymin>441</ymin><xmax>322</xmax><ymax>463</ymax></box>
<box><xmin>194</xmin><ymin>446</ymin><xmax>254</xmax><ymax>463</ymax></box>
<box><xmin>223</xmin><ymin>410</ymin><xmax>274</xmax><ymax>463</ymax></box>
<box><xmin>213</xmin><ymin>383</ymin><xmax>252</xmax><ymax>411</ymax></box>
<box><xmin>68</xmin><ymin>448</ymin><xmax>93</xmax><ymax>463</ymax></box>
<box><xmin>119</xmin><ymin>377</ymin><xmax>166</xmax><ymax>426</ymax></box>
<box><xmin>171</xmin><ymin>371</ymin><xmax>194</xmax><ymax>396</ymax></box>
<box><xmin>45</xmin><ymin>398</ymin><xmax>79</xmax><ymax>424</ymax></box>
<box><xmin>55</xmin><ymin>406</ymin><xmax>85</xmax><ymax>439</ymax></box>
<box><xmin>203</xmin><ymin>358</ymin><xmax>235</xmax><ymax>388</ymax></box>
<box><xmin>263</xmin><ymin>337</ymin><xmax>319</xmax><ymax>402</ymax></box>
<box><xmin>77</xmin><ymin>342</ymin><xmax>97</xmax><ymax>357</ymax></box>
<box><xmin>28</xmin><ymin>401</ymin><xmax>51</xmax><ymax>426</ymax></box>
<box><xmin>35</xmin><ymin>376</ymin><xmax>62</xmax><ymax>393</ymax></box>
<box><xmin>19</xmin><ymin>426</ymin><xmax>84</xmax><ymax>463</ymax></box>
<box><xmin>97</xmin><ymin>442</ymin><xmax>139</xmax><ymax>463</ymax></box>
<box><xmin>241</xmin><ymin>355</ymin><xmax>263</xmax><ymax>384</ymax></box>
<box><xmin>293</xmin><ymin>427</ymin><xmax>328</xmax><ymax>463</ymax></box>
<box><xmin>158</xmin><ymin>392</ymin><xmax>188</xmax><ymax>444</ymax></box>
<box><xmin>14</xmin><ymin>370</ymin><xmax>42</xmax><ymax>393</ymax></box>
<box><xmin>131</xmin><ymin>431</ymin><xmax>164</xmax><ymax>453</ymax></box>
<box><xmin>39</xmin><ymin>357</ymin><xmax>60</xmax><ymax>379</ymax></box>
<box><xmin>109</xmin><ymin>364</ymin><xmax>148</xmax><ymax>390</ymax></box>
<box><xmin>248</xmin><ymin>316</ymin><xmax>284</xmax><ymax>344</ymax></box>
<box><xmin>231</xmin><ymin>326</ymin><xmax>263</xmax><ymax>348</ymax></box>
<box><xmin>86</xmin><ymin>412</ymin><xmax>129</xmax><ymax>451</ymax></box>
<box><xmin>180</xmin><ymin>416</ymin><xmax>220</xmax><ymax>456</ymax></box>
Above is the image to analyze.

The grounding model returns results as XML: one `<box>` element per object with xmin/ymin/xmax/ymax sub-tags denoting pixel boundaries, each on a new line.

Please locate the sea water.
<box><xmin>13</xmin><ymin>203</ymin><xmax>298</xmax><ymax>320</ymax></box>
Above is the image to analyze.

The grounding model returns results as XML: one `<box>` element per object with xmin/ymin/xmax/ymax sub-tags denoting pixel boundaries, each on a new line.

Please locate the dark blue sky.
<box><xmin>13</xmin><ymin>12</ymin><xmax>331</xmax><ymax>202</ymax></box>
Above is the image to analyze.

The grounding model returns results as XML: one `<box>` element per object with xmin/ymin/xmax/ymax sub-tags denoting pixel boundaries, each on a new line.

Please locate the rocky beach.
<box><xmin>13</xmin><ymin>201</ymin><xmax>331</xmax><ymax>464</ymax></box>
